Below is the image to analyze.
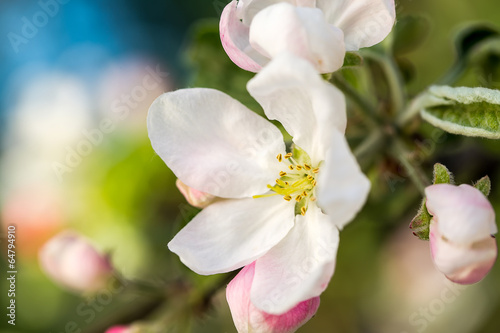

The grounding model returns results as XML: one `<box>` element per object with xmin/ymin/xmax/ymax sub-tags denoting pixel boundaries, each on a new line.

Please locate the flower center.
<box><xmin>254</xmin><ymin>146</ymin><xmax>319</xmax><ymax>216</ymax></box>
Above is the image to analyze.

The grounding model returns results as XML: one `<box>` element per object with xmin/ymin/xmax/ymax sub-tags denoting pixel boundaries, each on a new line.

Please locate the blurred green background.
<box><xmin>1</xmin><ymin>0</ymin><xmax>500</xmax><ymax>332</ymax></box>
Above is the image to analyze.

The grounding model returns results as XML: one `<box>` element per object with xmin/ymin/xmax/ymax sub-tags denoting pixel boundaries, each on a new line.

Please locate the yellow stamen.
<box><xmin>295</xmin><ymin>195</ymin><xmax>302</xmax><ymax>202</ymax></box>
<box><xmin>277</xmin><ymin>154</ymin><xmax>282</xmax><ymax>162</ymax></box>
<box><xmin>311</xmin><ymin>180</ymin><xmax>317</xmax><ymax>186</ymax></box>
<box><xmin>284</xmin><ymin>153</ymin><xmax>293</xmax><ymax>159</ymax></box>
<box><xmin>279</xmin><ymin>171</ymin><xmax>287</xmax><ymax>177</ymax></box>
<box><xmin>307</xmin><ymin>175</ymin><xmax>313</xmax><ymax>180</ymax></box>
<box><xmin>296</xmin><ymin>165</ymin><xmax>303</xmax><ymax>170</ymax></box>
<box><xmin>289</xmin><ymin>165</ymin><xmax>294</xmax><ymax>170</ymax></box>
<box><xmin>302</xmin><ymin>191</ymin><xmax>308</xmax><ymax>197</ymax></box>
<box><xmin>284</xmin><ymin>195</ymin><xmax>292</xmax><ymax>201</ymax></box>
<box><xmin>304</xmin><ymin>164</ymin><xmax>311</xmax><ymax>170</ymax></box>
<box><xmin>301</xmin><ymin>206</ymin><xmax>307</xmax><ymax>216</ymax></box>
<box><xmin>312</xmin><ymin>168</ymin><xmax>320</xmax><ymax>173</ymax></box>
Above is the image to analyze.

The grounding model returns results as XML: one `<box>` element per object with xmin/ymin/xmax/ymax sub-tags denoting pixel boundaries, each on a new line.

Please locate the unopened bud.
<box><xmin>176</xmin><ymin>179</ymin><xmax>216</xmax><ymax>208</ymax></box>
<box><xmin>426</xmin><ymin>184</ymin><xmax>497</xmax><ymax>284</ymax></box>
<box><xmin>39</xmin><ymin>231</ymin><xmax>114</xmax><ymax>292</ymax></box>
<box><xmin>226</xmin><ymin>262</ymin><xmax>320</xmax><ymax>333</ymax></box>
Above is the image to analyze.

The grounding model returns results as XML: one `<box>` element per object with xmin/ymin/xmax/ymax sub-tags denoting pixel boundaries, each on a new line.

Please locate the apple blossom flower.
<box><xmin>39</xmin><ymin>231</ymin><xmax>114</xmax><ymax>292</ymax></box>
<box><xmin>148</xmin><ymin>54</ymin><xmax>370</xmax><ymax>314</ymax></box>
<box><xmin>105</xmin><ymin>326</ymin><xmax>130</xmax><ymax>333</ymax></box>
<box><xmin>220</xmin><ymin>0</ymin><xmax>395</xmax><ymax>73</ymax></box>
<box><xmin>227</xmin><ymin>262</ymin><xmax>320</xmax><ymax>333</ymax></box>
<box><xmin>426</xmin><ymin>184</ymin><xmax>498</xmax><ymax>284</ymax></box>
<box><xmin>176</xmin><ymin>179</ymin><xmax>217</xmax><ymax>208</ymax></box>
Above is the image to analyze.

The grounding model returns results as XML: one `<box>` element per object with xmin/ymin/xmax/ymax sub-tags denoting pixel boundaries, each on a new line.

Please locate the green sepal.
<box><xmin>433</xmin><ymin>163</ymin><xmax>454</xmax><ymax>185</ymax></box>
<box><xmin>420</xmin><ymin>85</ymin><xmax>500</xmax><ymax>139</ymax></box>
<box><xmin>474</xmin><ymin>175</ymin><xmax>491</xmax><ymax>197</ymax></box>
<box><xmin>392</xmin><ymin>15</ymin><xmax>431</xmax><ymax>55</ymax></box>
<box><xmin>409</xmin><ymin>199</ymin><xmax>431</xmax><ymax>241</ymax></box>
<box><xmin>342</xmin><ymin>52</ymin><xmax>364</xmax><ymax>67</ymax></box>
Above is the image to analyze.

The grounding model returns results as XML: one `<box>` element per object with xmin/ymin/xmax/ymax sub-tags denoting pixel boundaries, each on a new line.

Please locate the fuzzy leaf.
<box><xmin>420</xmin><ymin>86</ymin><xmax>500</xmax><ymax>139</ymax></box>
<box><xmin>342</xmin><ymin>52</ymin><xmax>363</xmax><ymax>67</ymax></box>
<box><xmin>410</xmin><ymin>199</ymin><xmax>431</xmax><ymax>241</ymax></box>
<box><xmin>433</xmin><ymin>163</ymin><xmax>454</xmax><ymax>185</ymax></box>
<box><xmin>474</xmin><ymin>176</ymin><xmax>491</xmax><ymax>197</ymax></box>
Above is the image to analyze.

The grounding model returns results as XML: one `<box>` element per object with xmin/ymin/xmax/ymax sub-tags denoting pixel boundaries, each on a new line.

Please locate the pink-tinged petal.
<box><xmin>237</xmin><ymin>0</ymin><xmax>296</xmax><ymax>25</ymax></box>
<box><xmin>249</xmin><ymin>3</ymin><xmax>345</xmax><ymax>74</ymax></box>
<box><xmin>220</xmin><ymin>1</ymin><xmax>268</xmax><ymax>72</ymax></box>
<box><xmin>168</xmin><ymin>196</ymin><xmax>295</xmax><ymax>275</ymax></box>
<box><xmin>316</xmin><ymin>131</ymin><xmax>371</xmax><ymax>230</ymax></box>
<box><xmin>425</xmin><ymin>184</ymin><xmax>497</xmax><ymax>244</ymax></box>
<box><xmin>176</xmin><ymin>179</ymin><xmax>216</xmax><ymax>209</ymax></box>
<box><xmin>39</xmin><ymin>231</ymin><xmax>113</xmax><ymax>293</ymax></box>
<box><xmin>317</xmin><ymin>0</ymin><xmax>396</xmax><ymax>50</ymax></box>
<box><xmin>247</xmin><ymin>53</ymin><xmax>346</xmax><ymax>164</ymax></box>
<box><xmin>148</xmin><ymin>89</ymin><xmax>285</xmax><ymax>199</ymax></box>
<box><xmin>227</xmin><ymin>262</ymin><xmax>320</xmax><ymax>333</ymax></box>
<box><xmin>250</xmin><ymin>205</ymin><xmax>339</xmax><ymax>314</ymax></box>
<box><xmin>430</xmin><ymin>222</ymin><xmax>497</xmax><ymax>285</ymax></box>
<box><xmin>105</xmin><ymin>326</ymin><xmax>130</xmax><ymax>333</ymax></box>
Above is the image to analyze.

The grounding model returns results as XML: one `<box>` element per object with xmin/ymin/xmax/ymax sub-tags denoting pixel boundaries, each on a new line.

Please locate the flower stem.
<box><xmin>329</xmin><ymin>74</ymin><xmax>381</xmax><ymax>126</ymax></box>
<box><xmin>354</xmin><ymin>129</ymin><xmax>386</xmax><ymax>168</ymax></box>
<box><xmin>362</xmin><ymin>50</ymin><xmax>406</xmax><ymax>114</ymax></box>
<box><xmin>390</xmin><ymin>139</ymin><xmax>431</xmax><ymax>195</ymax></box>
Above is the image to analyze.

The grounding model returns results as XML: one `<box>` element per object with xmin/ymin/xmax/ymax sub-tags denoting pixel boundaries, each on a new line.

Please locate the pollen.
<box><xmin>257</xmin><ymin>148</ymin><xmax>321</xmax><ymax>216</ymax></box>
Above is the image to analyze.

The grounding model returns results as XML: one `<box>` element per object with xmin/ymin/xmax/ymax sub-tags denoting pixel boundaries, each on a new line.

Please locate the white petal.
<box><xmin>425</xmin><ymin>184</ymin><xmax>497</xmax><ymax>244</ymax></box>
<box><xmin>148</xmin><ymin>89</ymin><xmax>285</xmax><ymax>198</ymax></box>
<box><xmin>237</xmin><ymin>0</ymin><xmax>296</xmax><ymax>25</ymax></box>
<box><xmin>168</xmin><ymin>196</ymin><xmax>295</xmax><ymax>275</ymax></box>
<box><xmin>220</xmin><ymin>1</ymin><xmax>269</xmax><ymax>72</ymax></box>
<box><xmin>316</xmin><ymin>131</ymin><xmax>371</xmax><ymax>230</ymax></box>
<box><xmin>250</xmin><ymin>204</ymin><xmax>339</xmax><ymax>314</ymax></box>
<box><xmin>247</xmin><ymin>53</ymin><xmax>346</xmax><ymax>164</ymax></box>
<box><xmin>249</xmin><ymin>3</ymin><xmax>345</xmax><ymax>73</ymax></box>
<box><xmin>317</xmin><ymin>0</ymin><xmax>396</xmax><ymax>50</ymax></box>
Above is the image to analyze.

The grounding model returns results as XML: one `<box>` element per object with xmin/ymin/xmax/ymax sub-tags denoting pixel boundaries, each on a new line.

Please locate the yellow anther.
<box><xmin>302</xmin><ymin>191</ymin><xmax>308</xmax><ymax>197</ymax></box>
<box><xmin>301</xmin><ymin>206</ymin><xmax>307</xmax><ymax>216</ymax></box>
<box><xmin>295</xmin><ymin>195</ymin><xmax>303</xmax><ymax>202</ymax></box>
<box><xmin>311</xmin><ymin>197</ymin><xmax>317</xmax><ymax>202</ymax></box>
<box><xmin>289</xmin><ymin>165</ymin><xmax>294</xmax><ymax>170</ymax></box>
<box><xmin>284</xmin><ymin>153</ymin><xmax>293</xmax><ymax>159</ymax></box>
<box><xmin>276</xmin><ymin>179</ymin><xmax>286</xmax><ymax>186</ymax></box>
<box><xmin>312</xmin><ymin>168</ymin><xmax>320</xmax><ymax>173</ymax></box>
<box><xmin>311</xmin><ymin>180</ymin><xmax>317</xmax><ymax>186</ymax></box>
<box><xmin>304</xmin><ymin>164</ymin><xmax>311</xmax><ymax>170</ymax></box>
<box><xmin>296</xmin><ymin>165</ymin><xmax>303</xmax><ymax>170</ymax></box>
<box><xmin>285</xmin><ymin>181</ymin><xmax>289</xmax><ymax>185</ymax></box>
<box><xmin>307</xmin><ymin>175</ymin><xmax>314</xmax><ymax>180</ymax></box>
<box><xmin>277</xmin><ymin>154</ymin><xmax>282</xmax><ymax>162</ymax></box>
<box><xmin>284</xmin><ymin>195</ymin><xmax>292</xmax><ymax>201</ymax></box>
<box><xmin>279</xmin><ymin>171</ymin><xmax>287</xmax><ymax>177</ymax></box>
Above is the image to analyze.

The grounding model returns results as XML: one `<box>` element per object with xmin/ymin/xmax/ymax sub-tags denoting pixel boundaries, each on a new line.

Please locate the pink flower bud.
<box><xmin>176</xmin><ymin>179</ymin><xmax>216</xmax><ymax>208</ymax></box>
<box><xmin>105</xmin><ymin>325</ymin><xmax>130</xmax><ymax>333</ymax></box>
<box><xmin>226</xmin><ymin>262</ymin><xmax>320</xmax><ymax>333</ymax></box>
<box><xmin>426</xmin><ymin>184</ymin><xmax>497</xmax><ymax>284</ymax></box>
<box><xmin>39</xmin><ymin>231</ymin><xmax>114</xmax><ymax>292</ymax></box>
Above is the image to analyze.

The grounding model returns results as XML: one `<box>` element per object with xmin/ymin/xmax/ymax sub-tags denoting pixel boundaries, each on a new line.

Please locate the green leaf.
<box><xmin>474</xmin><ymin>176</ymin><xmax>491</xmax><ymax>197</ymax></box>
<box><xmin>342</xmin><ymin>52</ymin><xmax>363</xmax><ymax>67</ymax></box>
<box><xmin>409</xmin><ymin>199</ymin><xmax>431</xmax><ymax>241</ymax></box>
<box><xmin>433</xmin><ymin>163</ymin><xmax>454</xmax><ymax>184</ymax></box>
<box><xmin>392</xmin><ymin>15</ymin><xmax>431</xmax><ymax>55</ymax></box>
<box><xmin>420</xmin><ymin>85</ymin><xmax>500</xmax><ymax>139</ymax></box>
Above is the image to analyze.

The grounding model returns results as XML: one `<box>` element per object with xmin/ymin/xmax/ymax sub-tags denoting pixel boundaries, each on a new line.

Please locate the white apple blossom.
<box><xmin>220</xmin><ymin>0</ymin><xmax>395</xmax><ymax>73</ymax></box>
<box><xmin>426</xmin><ymin>184</ymin><xmax>498</xmax><ymax>284</ymax></box>
<box><xmin>148</xmin><ymin>54</ymin><xmax>370</xmax><ymax>314</ymax></box>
